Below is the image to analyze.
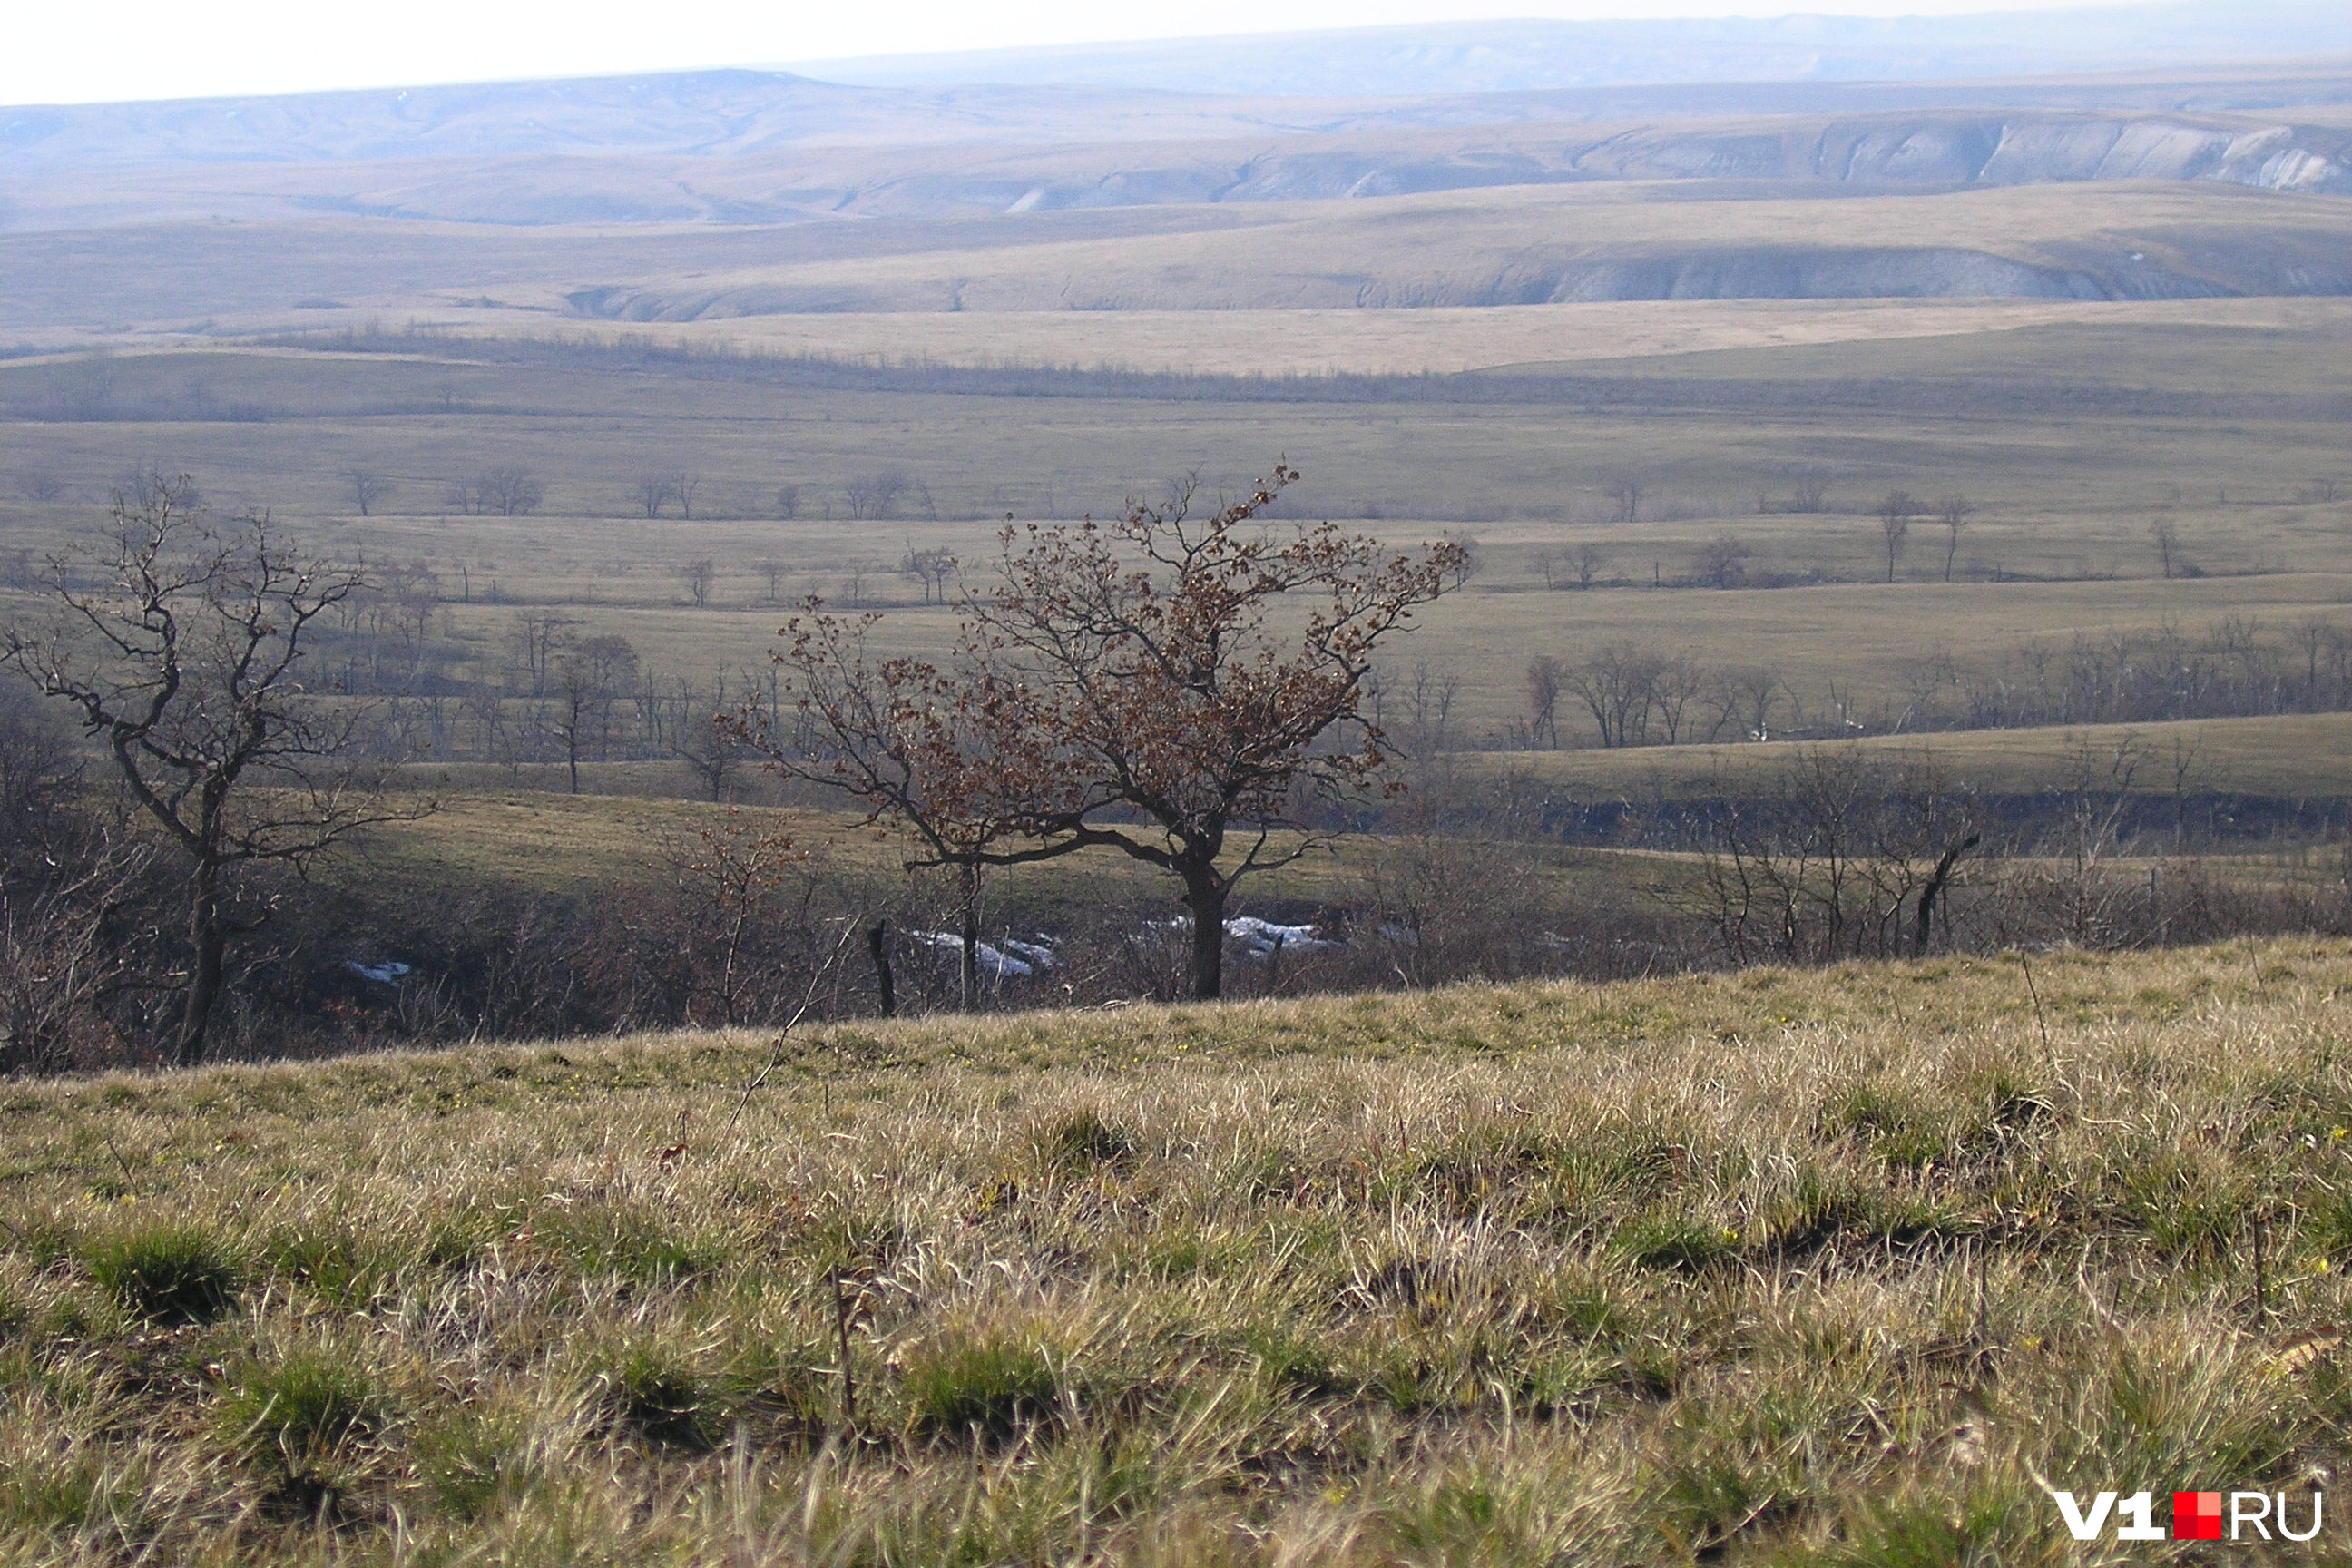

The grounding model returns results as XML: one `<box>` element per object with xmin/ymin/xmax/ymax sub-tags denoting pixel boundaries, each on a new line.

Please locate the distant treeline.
<box><xmin>239</xmin><ymin>325</ymin><xmax>2352</xmax><ymax>422</ymax></box>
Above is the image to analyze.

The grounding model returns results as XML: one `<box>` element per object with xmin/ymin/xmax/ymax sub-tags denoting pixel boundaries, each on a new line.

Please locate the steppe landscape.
<box><xmin>3</xmin><ymin>5</ymin><xmax>2351</xmax><ymax>1559</ymax></box>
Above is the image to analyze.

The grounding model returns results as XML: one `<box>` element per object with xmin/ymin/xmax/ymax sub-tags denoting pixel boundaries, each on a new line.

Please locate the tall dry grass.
<box><xmin>1</xmin><ymin>938</ymin><xmax>2347</xmax><ymax>1563</ymax></box>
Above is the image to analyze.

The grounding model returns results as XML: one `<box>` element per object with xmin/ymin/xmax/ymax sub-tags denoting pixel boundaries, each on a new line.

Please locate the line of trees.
<box><xmin>1523</xmin><ymin>646</ymin><xmax>1786</xmax><ymax>750</ymax></box>
<box><xmin>1521</xmin><ymin>613</ymin><xmax>2352</xmax><ymax>752</ymax></box>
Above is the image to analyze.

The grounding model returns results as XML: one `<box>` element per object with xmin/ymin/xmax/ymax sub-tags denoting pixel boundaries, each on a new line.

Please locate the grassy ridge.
<box><xmin>3</xmin><ymin>939</ymin><xmax>2349</xmax><ymax>1562</ymax></box>
<box><xmin>1461</xmin><ymin>712</ymin><xmax>2352</xmax><ymax>801</ymax></box>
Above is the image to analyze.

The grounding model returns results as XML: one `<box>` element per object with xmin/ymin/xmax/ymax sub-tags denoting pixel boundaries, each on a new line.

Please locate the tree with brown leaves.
<box><xmin>749</xmin><ymin>465</ymin><xmax>1466</xmax><ymax>1002</ymax></box>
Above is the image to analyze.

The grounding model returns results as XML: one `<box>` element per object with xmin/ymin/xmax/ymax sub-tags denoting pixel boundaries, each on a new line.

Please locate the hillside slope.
<box><xmin>2</xmin><ymin>939</ymin><xmax>2347</xmax><ymax>1561</ymax></box>
<box><xmin>798</xmin><ymin>4</ymin><xmax>2352</xmax><ymax>95</ymax></box>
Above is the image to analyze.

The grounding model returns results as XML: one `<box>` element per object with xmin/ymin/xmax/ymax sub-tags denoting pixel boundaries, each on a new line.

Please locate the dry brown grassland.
<box><xmin>3</xmin><ymin>938</ymin><xmax>2351</xmax><ymax>1563</ymax></box>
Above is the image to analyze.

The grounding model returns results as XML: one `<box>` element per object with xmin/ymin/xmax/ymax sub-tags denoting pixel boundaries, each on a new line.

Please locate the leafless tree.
<box><xmin>756</xmin><ymin>559</ymin><xmax>788</xmax><ymax>603</ymax></box>
<box><xmin>1875</xmin><ymin>492</ymin><xmax>1919</xmax><ymax>583</ymax></box>
<box><xmin>343</xmin><ymin>468</ymin><xmax>390</xmax><ymax>517</ymax></box>
<box><xmin>479</xmin><ymin>467</ymin><xmax>544</xmax><ymax>517</ymax></box>
<box><xmin>1403</xmin><ymin>660</ymin><xmax>1461</xmax><ymax>755</ymax></box>
<box><xmin>1570</xmin><ymin>543</ymin><xmax>1609</xmax><ymax>589</ymax></box>
<box><xmin>0</xmin><ymin>688</ymin><xmax>157</xmax><ymax>1073</ymax></box>
<box><xmin>845</xmin><ymin>470</ymin><xmax>907</xmax><ymax>521</ymax></box>
<box><xmin>839</xmin><ymin>560</ymin><xmax>883</xmax><ymax>606</ymax></box>
<box><xmin>1677</xmin><ymin>750</ymin><xmax>1979</xmax><ymax>965</ymax></box>
<box><xmin>652</xmin><ymin>812</ymin><xmax>812</xmax><ymax>1027</ymax></box>
<box><xmin>1565</xmin><ymin>642</ymin><xmax>1668</xmax><ymax>749</ymax></box>
<box><xmin>0</xmin><ymin>480</ymin><xmax>426</xmax><ymax>1064</ymax></box>
<box><xmin>637</xmin><ymin>473</ymin><xmax>673</xmax><ymax>518</ymax></box>
<box><xmin>1691</xmin><ymin>534</ymin><xmax>1751</xmax><ymax>589</ymax></box>
<box><xmin>900</xmin><ymin>546</ymin><xmax>959</xmax><ymax>605</ymax></box>
<box><xmin>21</xmin><ymin>471</ymin><xmax>66</xmax><ymax>504</ymax></box>
<box><xmin>1605</xmin><ymin>476</ymin><xmax>1643</xmax><ymax>525</ymax></box>
<box><xmin>1936</xmin><ymin>494</ymin><xmax>1975</xmax><ymax>583</ymax></box>
<box><xmin>670</xmin><ymin>470</ymin><xmax>701</xmax><ymax>520</ymax></box>
<box><xmin>2150</xmin><ymin>516</ymin><xmax>2180</xmax><ymax>580</ymax></box>
<box><xmin>115</xmin><ymin>468</ymin><xmax>198</xmax><ymax>512</ymax></box>
<box><xmin>546</xmin><ymin>634</ymin><xmax>638</xmax><ymax>793</ymax></box>
<box><xmin>775</xmin><ymin>484</ymin><xmax>802</xmax><ymax>521</ymax></box>
<box><xmin>1711</xmin><ymin>664</ymin><xmax>1781</xmax><ymax>742</ymax></box>
<box><xmin>1524</xmin><ymin>655</ymin><xmax>1564</xmax><ymax>750</ymax></box>
<box><xmin>1788</xmin><ymin>470</ymin><xmax>1831</xmax><ymax>514</ymax></box>
<box><xmin>505</xmin><ymin>611</ymin><xmax>578</xmax><ymax>698</ymax></box>
<box><xmin>674</xmin><ymin>679</ymin><xmax>753</xmax><ymax>802</ymax></box>
<box><xmin>679</xmin><ymin>558</ymin><xmax>716</xmax><ymax>608</ymax></box>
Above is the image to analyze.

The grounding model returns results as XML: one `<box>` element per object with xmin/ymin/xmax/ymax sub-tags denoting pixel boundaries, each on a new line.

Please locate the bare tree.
<box><xmin>756</xmin><ymin>559</ymin><xmax>788</xmax><ymax>604</ymax></box>
<box><xmin>840</xmin><ymin>559</ymin><xmax>880</xmax><ymax>606</ymax></box>
<box><xmin>1570</xmin><ymin>543</ymin><xmax>1609</xmax><ymax>590</ymax></box>
<box><xmin>2150</xmin><ymin>516</ymin><xmax>2180</xmax><ymax>580</ymax></box>
<box><xmin>1691</xmin><ymin>534</ymin><xmax>1751</xmax><ymax>589</ymax></box>
<box><xmin>505</xmin><ymin>611</ymin><xmax>578</xmax><ymax>698</ymax></box>
<box><xmin>1936</xmin><ymin>494</ymin><xmax>1975</xmax><ymax>583</ymax></box>
<box><xmin>674</xmin><ymin>675</ymin><xmax>753</xmax><ymax>802</ymax></box>
<box><xmin>342</xmin><ymin>468</ymin><xmax>390</xmax><ymax>517</ymax></box>
<box><xmin>0</xmin><ymin>480</ymin><xmax>426</xmax><ymax>1065</ymax></box>
<box><xmin>900</xmin><ymin>546</ymin><xmax>959</xmax><ymax>605</ymax></box>
<box><xmin>546</xmin><ymin>634</ymin><xmax>637</xmax><ymax>793</ymax></box>
<box><xmin>653</xmin><ymin>812</ymin><xmax>810</xmax><ymax>1027</ymax></box>
<box><xmin>1712</xmin><ymin>664</ymin><xmax>1781</xmax><ymax>742</ymax></box>
<box><xmin>0</xmin><ymin>688</ymin><xmax>155</xmax><ymax>1073</ymax></box>
<box><xmin>1875</xmin><ymin>492</ymin><xmax>1919</xmax><ymax>583</ymax></box>
<box><xmin>775</xmin><ymin>484</ymin><xmax>802</xmax><ymax>521</ymax></box>
<box><xmin>1788</xmin><ymin>469</ymin><xmax>1831</xmax><ymax>514</ymax></box>
<box><xmin>845</xmin><ymin>470</ymin><xmax>908</xmax><ymax>521</ymax></box>
<box><xmin>1524</xmin><ymin>655</ymin><xmax>1564</xmax><ymax>750</ymax></box>
<box><xmin>670</xmin><ymin>470</ymin><xmax>701</xmax><ymax>520</ymax></box>
<box><xmin>637</xmin><ymin>473</ymin><xmax>673</xmax><ymax>519</ymax></box>
<box><xmin>679</xmin><ymin>558</ymin><xmax>716</xmax><ymax>608</ymax></box>
<box><xmin>479</xmin><ymin>468</ymin><xmax>544</xmax><ymax>517</ymax></box>
<box><xmin>1565</xmin><ymin>642</ymin><xmax>1668</xmax><ymax>749</ymax></box>
<box><xmin>1605</xmin><ymin>476</ymin><xmax>1643</xmax><ymax>525</ymax></box>
<box><xmin>21</xmin><ymin>472</ymin><xmax>66</xmax><ymax>504</ymax></box>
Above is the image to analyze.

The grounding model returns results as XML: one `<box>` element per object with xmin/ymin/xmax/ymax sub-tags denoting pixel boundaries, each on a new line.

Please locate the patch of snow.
<box><xmin>1224</xmin><ymin>916</ymin><xmax>1342</xmax><ymax>958</ymax></box>
<box><xmin>346</xmin><ymin>960</ymin><xmax>411</xmax><ymax>985</ymax></box>
<box><xmin>912</xmin><ymin>932</ymin><xmax>1035</xmax><ymax>978</ymax></box>
<box><xmin>998</xmin><ymin>937</ymin><xmax>1060</xmax><ymax>969</ymax></box>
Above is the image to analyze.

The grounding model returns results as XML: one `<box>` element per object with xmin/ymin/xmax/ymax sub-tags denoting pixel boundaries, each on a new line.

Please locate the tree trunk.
<box><xmin>1184</xmin><ymin>870</ymin><xmax>1227</xmax><ymax>1001</ymax></box>
<box><xmin>957</xmin><ymin>864</ymin><xmax>980</xmax><ymax>1011</ymax></box>
<box><xmin>1913</xmin><ymin>835</ymin><xmax>1979</xmax><ymax>955</ymax></box>
<box><xmin>176</xmin><ymin>860</ymin><xmax>225</xmax><ymax>1068</ymax></box>
<box><xmin>867</xmin><ymin>921</ymin><xmax>896</xmax><ymax>1018</ymax></box>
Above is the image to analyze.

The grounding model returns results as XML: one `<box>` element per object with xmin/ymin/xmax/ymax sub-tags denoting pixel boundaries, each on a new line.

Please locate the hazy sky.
<box><xmin>10</xmin><ymin>0</ymin><xmax>2149</xmax><ymax>107</ymax></box>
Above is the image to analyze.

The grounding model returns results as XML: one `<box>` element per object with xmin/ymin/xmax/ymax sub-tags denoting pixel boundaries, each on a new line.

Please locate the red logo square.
<box><xmin>2174</xmin><ymin>1492</ymin><xmax>2225</xmax><ymax>1541</ymax></box>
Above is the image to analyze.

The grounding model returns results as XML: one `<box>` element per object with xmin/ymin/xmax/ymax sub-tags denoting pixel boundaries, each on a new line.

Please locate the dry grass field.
<box><xmin>431</xmin><ymin>296</ymin><xmax>2352</xmax><ymax>379</ymax></box>
<box><xmin>2</xmin><ymin>938</ymin><xmax>2348</xmax><ymax>1563</ymax></box>
<box><xmin>4</xmin><ymin>302</ymin><xmax>2347</xmax><ymax>749</ymax></box>
<box><xmin>1464</xmin><ymin>713</ymin><xmax>2352</xmax><ymax>801</ymax></box>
